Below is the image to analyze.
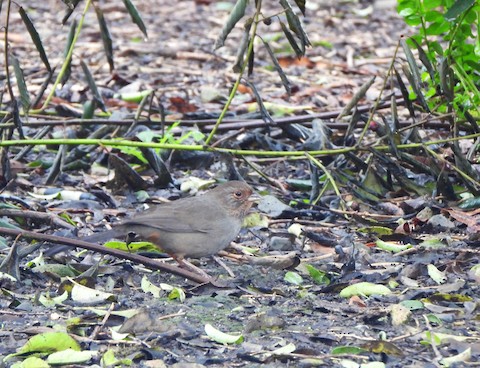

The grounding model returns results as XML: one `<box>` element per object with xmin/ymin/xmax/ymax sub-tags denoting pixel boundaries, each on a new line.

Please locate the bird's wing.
<box><xmin>121</xmin><ymin>199</ymin><xmax>219</xmax><ymax>234</ymax></box>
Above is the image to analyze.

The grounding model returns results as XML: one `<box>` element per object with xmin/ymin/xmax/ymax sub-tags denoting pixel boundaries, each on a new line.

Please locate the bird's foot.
<box><xmin>177</xmin><ymin>258</ymin><xmax>213</xmax><ymax>279</ymax></box>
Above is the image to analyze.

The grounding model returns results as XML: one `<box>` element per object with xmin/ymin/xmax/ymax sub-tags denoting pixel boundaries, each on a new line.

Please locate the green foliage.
<box><xmin>397</xmin><ymin>0</ymin><xmax>480</xmax><ymax>118</ymax></box>
<box><xmin>214</xmin><ymin>0</ymin><xmax>309</xmax><ymax>99</ymax></box>
<box><xmin>116</xmin><ymin>123</ymin><xmax>205</xmax><ymax>164</ymax></box>
<box><xmin>134</xmin><ymin>122</ymin><xmax>205</xmax><ymax>146</ymax></box>
<box><xmin>305</xmin><ymin>264</ymin><xmax>330</xmax><ymax>285</ymax></box>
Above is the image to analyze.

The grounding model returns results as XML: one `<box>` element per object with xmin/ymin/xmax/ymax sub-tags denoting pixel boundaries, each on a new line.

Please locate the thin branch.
<box><xmin>0</xmin><ymin>227</ymin><xmax>215</xmax><ymax>285</ymax></box>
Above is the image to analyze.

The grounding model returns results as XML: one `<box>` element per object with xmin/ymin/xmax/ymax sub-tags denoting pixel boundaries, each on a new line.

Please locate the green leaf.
<box><xmin>104</xmin><ymin>239</ymin><xmax>158</xmax><ymax>252</ymax></box>
<box><xmin>18</xmin><ymin>332</ymin><xmax>81</xmax><ymax>354</ymax></box>
<box><xmin>122</xmin><ymin>0</ymin><xmax>148</xmax><ymax>37</ymax></box>
<box><xmin>423</xmin><ymin>331</ymin><xmax>470</xmax><ymax>346</ymax></box>
<box><xmin>0</xmin><ymin>220</ymin><xmax>23</xmax><ymax>230</ymax></box>
<box><xmin>397</xmin><ymin>0</ymin><xmax>416</xmax><ymax>12</ymax></box>
<box><xmin>242</xmin><ymin>212</ymin><xmax>269</xmax><ymax>228</ymax></box>
<box><xmin>357</xmin><ymin>226</ymin><xmax>393</xmax><ymax>236</ymax></box>
<box><xmin>398</xmin><ymin>7</ymin><xmax>416</xmax><ymax>17</ymax></box>
<box><xmin>242</xmin><ymin>79</ymin><xmax>275</xmax><ymax>123</ymax></box>
<box><xmin>426</xmin><ymin>21</ymin><xmax>450</xmax><ymax>35</ymax></box>
<box><xmin>141</xmin><ymin>276</ymin><xmax>163</xmax><ymax>297</ymax></box>
<box><xmin>61</xmin><ymin>20</ymin><xmax>77</xmax><ymax>85</ymax></box>
<box><xmin>284</xmin><ymin>271</ymin><xmax>303</xmax><ymax>285</ymax></box>
<box><xmin>205</xmin><ymin>324</ymin><xmax>244</xmax><ymax>344</ymax></box>
<box><xmin>305</xmin><ymin>264</ymin><xmax>330</xmax><ymax>285</ymax></box>
<box><xmin>425</xmin><ymin>9</ymin><xmax>443</xmax><ymax>22</ymax></box>
<box><xmin>19</xmin><ymin>7</ymin><xmax>51</xmax><ymax>72</ymax></box>
<box><xmin>423</xmin><ymin>0</ymin><xmax>442</xmax><ymax>9</ymax></box>
<box><xmin>71</xmin><ymin>281</ymin><xmax>116</xmax><ymax>304</ymax></box>
<box><xmin>47</xmin><ymin>349</ymin><xmax>98</xmax><ymax>365</ymax></box>
<box><xmin>444</xmin><ymin>0</ymin><xmax>475</xmax><ymax>21</ymax></box>
<box><xmin>13</xmin><ymin>356</ymin><xmax>50</xmax><ymax>368</ymax></box>
<box><xmin>280</xmin><ymin>22</ymin><xmax>305</xmax><ymax>58</ymax></box>
<box><xmin>409</xmin><ymin>37</ymin><xmax>436</xmax><ymax>81</ymax></box>
<box><xmin>419</xmin><ymin>238</ymin><xmax>446</xmax><ymax>248</ymax></box>
<box><xmin>279</xmin><ymin>0</ymin><xmax>311</xmax><ymax>52</ymax></box>
<box><xmin>101</xmin><ymin>350</ymin><xmax>117</xmax><ymax>367</ymax></box>
<box><xmin>168</xmin><ymin>287</ymin><xmax>186</xmax><ymax>302</ymax></box>
<box><xmin>262</xmin><ymin>40</ymin><xmax>291</xmax><ymax>95</ymax></box>
<box><xmin>100</xmin><ymin>349</ymin><xmax>133</xmax><ymax>367</ymax></box>
<box><xmin>82</xmin><ymin>100</ymin><xmax>95</xmax><ymax>119</ymax></box>
<box><xmin>10</xmin><ymin>54</ymin><xmax>31</xmax><ymax>113</ymax></box>
<box><xmin>339</xmin><ymin>282</ymin><xmax>391</xmax><ymax>298</ymax></box>
<box><xmin>80</xmin><ymin>60</ymin><xmax>107</xmax><ymax>112</ymax></box>
<box><xmin>33</xmin><ymin>264</ymin><xmax>78</xmax><ymax>278</ymax></box>
<box><xmin>94</xmin><ymin>5</ymin><xmax>114</xmax><ymax>72</ymax></box>
<box><xmin>399</xmin><ymin>299</ymin><xmax>424</xmax><ymax>310</ymax></box>
<box><xmin>427</xmin><ymin>264</ymin><xmax>447</xmax><ymax>284</ymax></box>
<box><xmin>232</xmin><ymin>20</ymin><xmax>252</xmax><ymax>72</ymax></box>
<box><xmin>429</xmin><ymin>40</ymin><xmax>444</xmax><ymax>55</ymax></box>
<box><xmin>375</xmin><ymin>239</ymin><xmax>412</xmax><ymax>253</ymax></box>
<box><xmin>394</xmin><ymin>67</ymin><xmax>417</xmax><ymax>118</ymax></box>
<box><xmin>426</xmin><ymin>313</ymin><xmax>442</xmax><ymax>325</ymax></box>
<box><xmin>404</xmin><ymin>14</ymin><xmax>422</xmax><ymax>26</ymax></box>
<box><xmin>114</xmin><ymin>90</ymin><xmax>153</xmax><ymax>103</ymax></box>
<box><xmin>331</xmin><ymin>346</ymin><xmax>367</xmax><ymax>355</ymax></box>
<box><xmin>293</xmin><ymin>0</ymin><xmax>305</xmax><ymax>15</ymax></box>
<box><xmin>214</xmin><ymin>0</ymin><xmax>247</xmax><ymax>49</ymax></box>
<box><xmin>400</xmin><ymin>39</ymin><xmax>430</xmax><ymax>111</ymax></box>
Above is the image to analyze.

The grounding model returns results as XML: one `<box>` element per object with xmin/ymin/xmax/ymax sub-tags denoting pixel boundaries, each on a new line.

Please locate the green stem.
<box><xmin>451</xmin><ymin>63</ymin><xmax>480</xmax><ymax>116</ymax></box>
<box><xmin>0</xmin><ymin>132</ymin><xmax>478</xmax><ymax>158</ymax></box>
<box><xmin>205</xmin><ymin>0</ymin><xmax>263</xmax><ymax>145</ymax></box>
<box><xmin>355</xmin><ymin>39</ymin><xmax>401</xmax><ymax>146</ymax></box>
<box><xmin>305</xmin><ymin>152</ymin><xmax>346</xmax><ymax>210</ymax></box>
<box><xmin>4</xmin><ymin>0</ymin><xmax>14</xmax><ymax>103</ymax></box>
<box><xmin>424</xmin><ymin>146</ymin><xmax>479</xmax><ymax>188</ymax></box>
<box><xmin>446</xmin><ymin>8</ymin><xmax>472</xmax><ymax>57</ymax></box>
<box><xmin>33</xmin><ymin>0</ymin><xmax>93</xmax><ymax>113</ymax></box>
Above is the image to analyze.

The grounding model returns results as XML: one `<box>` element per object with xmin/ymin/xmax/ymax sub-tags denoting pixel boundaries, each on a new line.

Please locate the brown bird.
<box><xmin>85</xmin><ymin>181</ymin><xmax>258</xmax><ymax>261</ymax></box>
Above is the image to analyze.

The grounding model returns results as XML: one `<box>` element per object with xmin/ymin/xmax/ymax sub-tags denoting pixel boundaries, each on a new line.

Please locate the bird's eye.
<box><xmin>233</xmin><ymin>190</ymin><xmax>243</xmax><ymax>198</ymax></box>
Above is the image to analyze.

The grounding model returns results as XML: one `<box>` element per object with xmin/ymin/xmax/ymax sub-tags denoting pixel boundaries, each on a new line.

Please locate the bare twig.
<box><xmin>0</xmin><ymin>227</ymin><xmax>216</xmax><ymax>286</ymax></box>
<box><xmin>89</xmin><ymin>302</ymin><xmax>115</xmax><ymax>340</ymax></box>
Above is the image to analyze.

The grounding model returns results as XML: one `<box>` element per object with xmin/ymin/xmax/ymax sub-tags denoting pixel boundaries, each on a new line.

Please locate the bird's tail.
<box><xmin>83</xmin><ymin>229</ymin><xmax>120</xmax><ymax>243</ymax></box>
<box><xmin>43</xmin><ymin>229</ymin><xmax>120</xmax><ymax>257</ymax></box>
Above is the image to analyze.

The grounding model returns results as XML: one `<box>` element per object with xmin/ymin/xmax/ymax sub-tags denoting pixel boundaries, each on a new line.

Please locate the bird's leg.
<box><xmin>174</xmin><ymin>256</ymin><xmax>213</xmax><ymax>279</ymax></box>
<box><xmin>124</xmin><ymin>232</ymin><xmax>138</xmax><ymax>253</ymax></box>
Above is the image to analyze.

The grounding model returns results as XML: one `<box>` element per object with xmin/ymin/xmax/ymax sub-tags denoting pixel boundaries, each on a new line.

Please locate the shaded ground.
<box><xmin>0</xmin><ymin>1</ymin><xmax>479</xmax><ymax>367</ymax></box>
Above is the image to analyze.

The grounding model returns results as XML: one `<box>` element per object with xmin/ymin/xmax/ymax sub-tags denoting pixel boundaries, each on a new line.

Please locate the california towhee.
<box><xmin>85</xmin><ymin>181</ymin><xmax>258</xmax><ymax>260</ymax></box>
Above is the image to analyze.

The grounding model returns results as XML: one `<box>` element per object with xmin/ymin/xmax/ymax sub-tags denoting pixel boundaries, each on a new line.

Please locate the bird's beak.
<box><xmin>248</xmin><ymin>192</ymin><xmax>262</xmax><ymax>204</ymax></box>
